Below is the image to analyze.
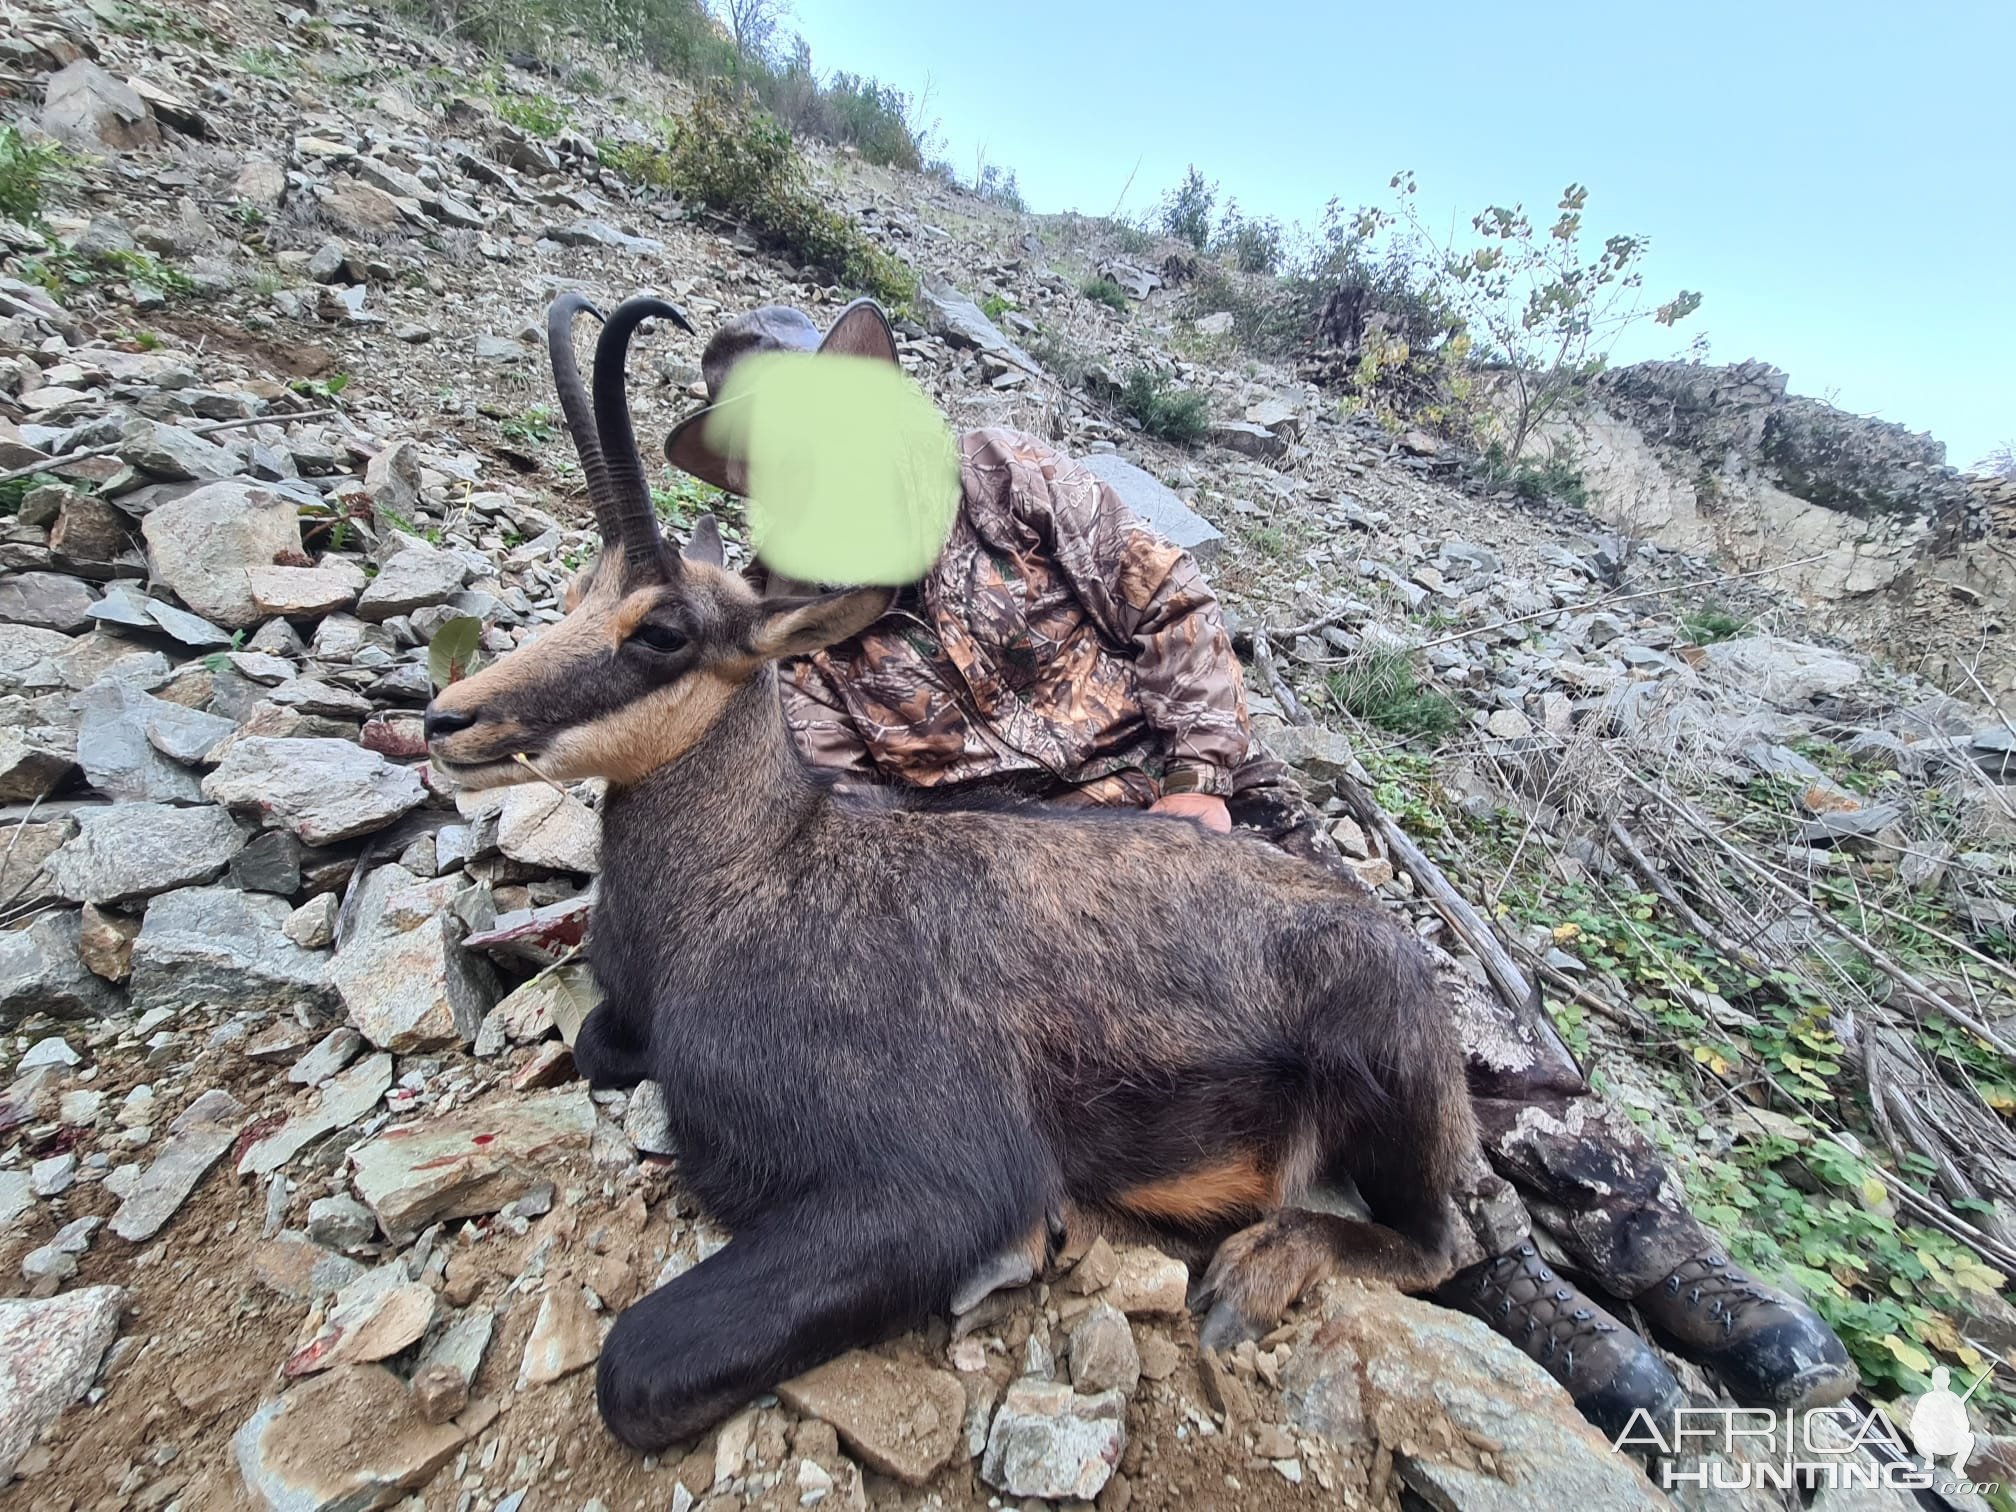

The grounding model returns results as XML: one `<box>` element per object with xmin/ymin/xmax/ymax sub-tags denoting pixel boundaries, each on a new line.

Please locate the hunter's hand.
<box><xmin>1150</xmin><ymin>793</ymin><xmax>1231</xmax><ymax>833</ymax></box>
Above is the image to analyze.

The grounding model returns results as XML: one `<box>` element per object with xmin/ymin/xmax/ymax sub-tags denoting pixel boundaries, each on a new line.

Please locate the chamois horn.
<box><xmin>545</xmin><ymin>292</ymin><xmax>621</xmax><ymax>538</ymax></box>
<box><xmin>593</xmin><ymin>294</ymin><xmax>695</xmax><ymax>565</ymax></box>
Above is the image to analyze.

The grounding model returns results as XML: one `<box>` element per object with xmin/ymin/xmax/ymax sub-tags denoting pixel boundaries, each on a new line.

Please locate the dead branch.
<box><xmin>1606</xmin><ymin>818</ymin><xmax>1758</xmax><ymax>964</ymax></box>
<box><xmin>1250</xmin><ymin>631</ymin><xmax>1314</xmax><ymax>727</ymax></box>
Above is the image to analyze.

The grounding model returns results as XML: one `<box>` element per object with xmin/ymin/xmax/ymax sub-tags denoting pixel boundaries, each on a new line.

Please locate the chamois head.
<box><xmin>423</xmin><ymin>294</ymin><xmax>890</xmax><ymax>791</ymax></box>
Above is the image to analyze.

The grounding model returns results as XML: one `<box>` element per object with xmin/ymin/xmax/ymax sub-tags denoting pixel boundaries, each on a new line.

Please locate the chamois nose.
<box><xmin>423</xmin><ymin>706</ymin><xmax>478</xmax><ymax>741</ymax></box>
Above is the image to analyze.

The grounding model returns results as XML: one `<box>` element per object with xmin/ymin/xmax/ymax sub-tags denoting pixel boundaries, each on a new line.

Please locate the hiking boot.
<box><xmin>1633</xmin><ymin>1251</ymin><xmax>1858</xmax><ymax>1409</ymax></box>
<box><xmin>1441</xmin><ymin>1242</ymin><xmax>1686</xmax><ymax>1440</ymax></box>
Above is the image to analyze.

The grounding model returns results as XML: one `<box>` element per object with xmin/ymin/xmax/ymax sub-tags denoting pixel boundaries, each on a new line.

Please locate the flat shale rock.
<box><xmin>203</xmin><ymin>737</ymin><xmax>427</xmax><ymax>845</ymax></box>
<box><xmin>129</xmin><ymin>885</ymin><xmax>337</xmax><ymax>1014</ymax></box>
<box><xmin>110</xmin><ymin>1088</ymin><xmax>245</xmax><ymax>1242</ymax></box>
<box><xmin>1283</xmin><ymin>1278</ymin><xmax>1669</xmax><ymax>1512</ymax></box>
<box><xmin>45</xmin><ymin>802</ymin><xmax>247</xmax><ymax>904</ymax></box>
<box><xmin>347</xmin><ymin>1087</ymin><xmax>595</xmax><ymax>1241</ymax></box>
<box><xmin>234</xmin><ymin>1364</ymin><xmax>467</xmax><ymax>1512</ymax></box>
<box><xmin>778</xmin><ymin>1350</ymin><xmax>965</xmax><ymax>1485</ymax></box>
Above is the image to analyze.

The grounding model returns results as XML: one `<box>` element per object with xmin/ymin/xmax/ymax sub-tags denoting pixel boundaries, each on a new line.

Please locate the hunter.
<box><xmin>659</xmin><ymin>298</ymin><xmax>1858</xmax><ymax>1437</ymax></box>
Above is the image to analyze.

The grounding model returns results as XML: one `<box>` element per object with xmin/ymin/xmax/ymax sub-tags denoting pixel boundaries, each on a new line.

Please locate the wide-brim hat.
<box><xmin>663</xmin><ymin>297</ymin><xmax>900</xmax><ymax>496</ymax></box>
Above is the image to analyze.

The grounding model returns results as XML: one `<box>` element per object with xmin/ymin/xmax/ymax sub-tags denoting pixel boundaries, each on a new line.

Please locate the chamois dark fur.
<box><xmin>425</xmin><ymin>293</ymin><xmax>1480</xmax><ymax>1453</ymax></box>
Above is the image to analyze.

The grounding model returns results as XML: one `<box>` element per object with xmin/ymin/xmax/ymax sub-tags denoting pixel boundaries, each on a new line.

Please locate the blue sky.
<box><xmin>786</xmin><ymin>0</ymin><xmax>2013</xmax><ymax>470</ymax></box>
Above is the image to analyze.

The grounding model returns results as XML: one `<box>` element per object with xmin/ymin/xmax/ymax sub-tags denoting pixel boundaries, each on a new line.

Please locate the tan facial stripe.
<box><xmin>605</xmin><ymin>588</ymin><xmax>665</xmax><ymax>649</ymax></box>
<box><xmin>545</xmin><ymin>668</ymin><xmax>740</xmax><ymax>789</ymax></box>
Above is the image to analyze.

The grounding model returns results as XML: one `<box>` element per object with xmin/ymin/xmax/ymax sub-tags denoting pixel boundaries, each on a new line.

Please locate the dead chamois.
<box><xmin>424</xmin><ymin>292</ymin><xmax>1480</xmax><ymax>1452</ymax></box>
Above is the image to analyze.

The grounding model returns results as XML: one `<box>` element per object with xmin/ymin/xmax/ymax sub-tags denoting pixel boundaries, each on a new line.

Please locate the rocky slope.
<box><xmin>2</xmin><ymin>2</ymin><xmax>2014</xmax><ymax>1509</ymax></box>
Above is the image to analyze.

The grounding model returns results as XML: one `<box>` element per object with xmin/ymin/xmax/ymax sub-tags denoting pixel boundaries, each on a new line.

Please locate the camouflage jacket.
<box><xmin>779</xmin><ymin>427</ymin><xmax>1284</xmax><ymax>807</ymax></box>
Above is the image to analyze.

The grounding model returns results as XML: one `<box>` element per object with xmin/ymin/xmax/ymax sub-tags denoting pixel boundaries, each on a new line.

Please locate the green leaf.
<box><xmin>428</xmin><ymin>615</ymin><xmax>484</xmax><ymax>691</ymax></box>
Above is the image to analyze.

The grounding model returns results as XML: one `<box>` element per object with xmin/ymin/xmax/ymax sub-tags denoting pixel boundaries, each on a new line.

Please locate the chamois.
<box><xmin>424</xmin><ymin>292</ymin><xmax>1480</xmax><ymax>1453</ymax></box>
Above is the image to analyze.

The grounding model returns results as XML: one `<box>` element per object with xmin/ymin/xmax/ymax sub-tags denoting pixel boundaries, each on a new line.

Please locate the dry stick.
<box><xmin>1606</xmin><ymin>818</ymin><xmax>1756</xmax><ymax>964</ymax></box>
<box><xmin>1249</xmin><ymin>631</ymin><xmax>1314</xmax><ymax>728</ymax></box>
<box><xmin>0</xmin><ymin>407</ymin><xmax>343</xmax><ymax>487</ymax></box>
<box><xmin>1619</xmin><ymin>765</ymin><xmax>2016</xmax><ymax>1067</ymax></box>
<box><xmin>1377</xmin><ymin>553</ymin><xmax>1834</xmax><ymax>654</ymax></box>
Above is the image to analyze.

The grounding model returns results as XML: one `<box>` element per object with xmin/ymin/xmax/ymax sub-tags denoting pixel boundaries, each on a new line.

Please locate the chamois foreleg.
<box><xmin>571</xmin><ymin>1001</ymin><xmax>653</xmax><ymax>1090</ymax></box>
<box><xmin>597</xmin><ymin>1195</ymin><xmax>1020</xmax><ymax>1451</ymax></box>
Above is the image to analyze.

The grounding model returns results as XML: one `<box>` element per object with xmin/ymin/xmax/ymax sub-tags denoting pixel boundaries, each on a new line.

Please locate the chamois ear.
<box><xmin>685</xmin><ymin>513</ymin><xmax>725</xmax><ymax>567</ymax></box>
<box><xmin>748</xmin><ymin>587</ymin><xmax>892</xmax><ymax>661</ymax></box>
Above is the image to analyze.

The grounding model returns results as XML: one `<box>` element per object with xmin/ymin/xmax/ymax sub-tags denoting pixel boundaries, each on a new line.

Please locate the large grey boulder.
<box><xmin>0</xmin><ymin>910</ymin><xmax>121</xmax><ymax>1024</ymax></box>
<box><xmin>203</xmin><ymin>737</ymin><xmax>427</xmax><ymax>845</ymax></box>
<box><xmin>74</xmin><ymin>680</ymin><xmax>230</xmax><ymax>802</ymax></box>
<box><xmin>0</xmin><ymin>1286</ymin><xmax>127</xmax><ymax>1479</ymax></box>
<box><xmin>1283</xmin><ymin>1279</ymin><xmax>1668</xmax><ymax>1512</ymax></box>
<box><xmin>118</xmin><ymin>418</ymin><xmax>240</xmax><ymax>482</ymax></box>
<box><xmin>330</xmin><ymin>865</ymin><xmax>499</xmax><ymax>1051</ymax></box>
<box><xmin>1700</xmin><ymin>636</ymin><xmax>1862</xmax><ymax>706</ymax></box>
<box><xmin>41</xmin><ymin>60</ymin><xmax>159</xmax><ymax>152</ymax></box>
<box><xmin>355</xmin><ymin>538</ymin><xmax>470</xmax><ymax>622</ymax></box>
<box><xmin>140</xmin><ymin>482</ymin><xmax>306</xmax><ymax>629</ymax></box>
<box><xmin>129</xmin><ymin>885</ymin><xmax>337</xmax><ymax>1014</ymax></box>
<box><xmin>44</xmin><ymin>802</ymin><xmax>247</xmax><ymax>904</ymax></box>
<box><xmin>917</xmin><ymin>274</ymin><xmax>1040</xmax><ymax>373</ymax></box>
<box><xmin>0</xmin><ymin>572</ymin><xmax>99</xmax><ymax>634</ymax></box>
<box><xmin>1075</xmin><ymin>453</ymin><xmax>1224</xmax><ymax>568</ymax></box>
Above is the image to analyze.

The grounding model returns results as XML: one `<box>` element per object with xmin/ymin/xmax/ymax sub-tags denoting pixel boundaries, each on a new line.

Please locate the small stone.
<box><xmin>777</xmin><ymin>1350</ymin><xmax>964</xmax><ymax>1485</ymax></box>
<box><xmin>516</xmin><ymin>1287</ymin><xmax>600</xmax><ymax>1389</ymax></box>
<box><xmin>1485</xmin><ymin>708</ymin><xmax>1534</xmax><ymax>740</ymax></box>
<box><xmin>0</xmin><ymin>572</ymin><xmax>98</xmax><ymax>633</ymax></box>
<box><xmin>2</xmin><ymin>913</ymin><xmax>120</xmax><ymax>1023</ymax></box>
<box><xmin>76</xmin><ymin>903</ymin><xmax>139</xmax><ymax>982</ymax></box>
<box><xmin>284</xmin><ymin>1266</ymin><xmax>436</xmax><ymax>1375</ymax></box>
<box><xmin>979</xmin><ymin>1378</ymin><xmax>1126</xmax><ymax>1501</ymax></box>
<box><xmin>288</xmin><ymin>1026</ymin><xmax>363</xmax><ymax>1086</ymax></box>
<box><xmin>129</xmin><ymin>885</ymin><xmax>336</xmax><ymax>1016</ymax></box>
<box><xmin>237</xmin><ymin>1052</ymin><xmax>391</xmax><ymax>1177</ymax></box>
<box><xmin>411</xmin><ymin>1307</ymin><xmax>493</xmax><ymax>1423</ymax></box>
<box><xmin>1105</xmin><ymin>1247</ymin><xmax>1188</xmax><ymax>1317</ymax></box>
<box><xmin>1066</xmin><ymin>1303</ymin><xmax>1140</xmax><ymax>1395</ymax></box>
<box><xmin>30</xmin><ymin>1152</ymin><xmax>77</xmax><ymax>1197</ymax></box>
<box><xmin>306</xmin><ymin>1194</ymin><xmax>376</xmax><ymax>1250</ymax></box>
<box><xmin>623</xmin><ymin>1078</ymin><xmax>674</xmax><ymax>1155</ymax></box>
<box><xmin>356</xmin><ymin>538</ymin><xmax>469</xmax><ymax>621</ymax></box>
<box><xmin>348</xmin><ymin>1087</ymin><xmax>594</xmax><ymax>1240</ymax></box>
<box><xmin>284</xmin><ymin>893</ymin><xmax>340</xmax><ymax>949</ymax></box>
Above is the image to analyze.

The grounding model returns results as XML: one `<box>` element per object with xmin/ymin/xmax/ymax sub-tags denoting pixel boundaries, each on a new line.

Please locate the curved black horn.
<box><xmin>593</xmin><ymin>295</ymin><xmax>696</xmax><ymax>564</ymax></box>
<box><xmin>545</xmin><ymin>292</ymin><xmax>619</xmax><ymax>536</ymax></box>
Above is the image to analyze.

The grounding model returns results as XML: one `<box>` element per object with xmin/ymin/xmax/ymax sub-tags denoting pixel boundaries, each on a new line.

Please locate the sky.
<box><xmin>784</xmin><ymin>0</ymin><xmax>2014</xmax><ymax>471</ymax></box>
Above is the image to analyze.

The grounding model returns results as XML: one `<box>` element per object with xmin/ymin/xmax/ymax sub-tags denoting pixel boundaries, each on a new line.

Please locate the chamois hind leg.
<box><xmin>1195</xmin><ymin>931</ymin><xmax>1475</xmax><ymax>1351</ymax></box>
<box><xmin>597</xmin><ymin>1201</ymin><xmax>1011</xmax><ymax>1452</ymax></box>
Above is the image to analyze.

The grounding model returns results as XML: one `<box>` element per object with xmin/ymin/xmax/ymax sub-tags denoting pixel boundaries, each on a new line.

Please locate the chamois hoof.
<box><xmin>949</xmin><ymin>1247</ymin><xmax>1038</xmax><ymax>1315</ymax></box>
<box><xmin>1195</xmin><ymin>1295</ymin><xmax>1268</xmax><ymax>1354</ymax></box>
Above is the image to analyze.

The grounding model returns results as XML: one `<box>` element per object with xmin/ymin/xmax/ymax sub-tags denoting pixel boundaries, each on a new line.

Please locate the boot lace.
<box><xmin>1660</xmin><ymin>1253</ymin><xmax>1772</xmax><ymax>1336</ymax></box>
<box><xmin>1471</xmin><ymin>1243</ymin><xmax>1616</xmax><ymax>1378</ymax></box>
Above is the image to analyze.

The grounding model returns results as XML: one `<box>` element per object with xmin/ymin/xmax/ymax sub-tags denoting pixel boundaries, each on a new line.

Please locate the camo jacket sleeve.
<box><xmin>972</xmin><ymin>431</ymin><xmax>1256</xmax><ymax>798</ymax></box>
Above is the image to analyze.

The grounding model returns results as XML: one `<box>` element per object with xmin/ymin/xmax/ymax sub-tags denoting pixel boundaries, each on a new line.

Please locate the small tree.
<box><xmin>1979</xmin><ymin>442</ymin><xmax>2016</xmax><ymax>479</ymax></box>
<box><xmin>1383</xmin><ymin>173</ymin><xmax>1700</xmax><ymax>459</ymax></box>
<box><xmin>717</xmin><ymin>0</ymin><xmax>788</xmax><ymax>63</ymax></box>
<box><xmin>1157</xmin><ymin>166</ymin><xmax>1217</xmax><ymax>250</ymax></box>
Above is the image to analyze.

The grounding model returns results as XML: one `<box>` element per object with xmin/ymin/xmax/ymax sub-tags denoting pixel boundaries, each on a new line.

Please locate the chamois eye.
<box><xmin>632</xmin><ymin>623</ymin><xmax>688</xmax><ymax>654</ymax></box>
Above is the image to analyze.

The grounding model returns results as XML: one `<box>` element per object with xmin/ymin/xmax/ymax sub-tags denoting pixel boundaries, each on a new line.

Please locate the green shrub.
<box><xmin>1215</xmin><ymin>209</ymin><xmax>1284</xmax><ymax>274</ymax></box>
<box><xmin>1681</xmin><ymin>603</ymin><xmax>1749</xmax><ymax>645</ymax></box>
<box><xmin>491</xmin><ymin>89</ymin><xmax>571</xmax><ymax>138</ymax></box>
<box><xmin>1158</xmin><ymin>166</ymin><xmax>1216</xmax><ymax>250</ymax></box>
<box><xmin>979</xmin><ymin>293</ymin><xmax>1009</xmax><ymax>321</ymax></box>
<box><xmin>1118</xmin><ymin>368</ymin><xmax>1210</xmax><ymax>446</ymax></box>
<box><xmin>1326</xmin><ymin>647</ymin><xmax>1461</xmax><ymax>742</ymax></box>
<box><xmin>1080</xmin><ymin>275</ymin><xmax>1128</xmax><ymax>313</ymax></box>
<box><xmin>662</xmin><ymin>87</ymin><xmax>913</xmax><ymax>308</ymax></box>
<box><xmin>972</xmin><ymin>163</ymin><xmax>1026</xmax><ymax>212</ymax></box>
<box><xmin>1476</xmin><ymin>444</ymin><xmax>1588</xmax><ymax>507</ymax></box>
<box><xmin>0</xmin><ymin>126</ymin><xmax>68</xmax><ymax>223</ymax></box>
